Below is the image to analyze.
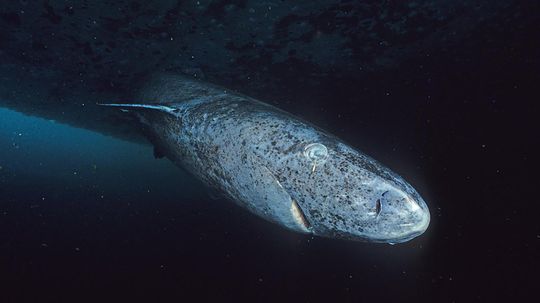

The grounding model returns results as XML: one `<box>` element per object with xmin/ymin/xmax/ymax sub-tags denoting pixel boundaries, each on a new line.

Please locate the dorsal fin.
<box><xmin>98</xmin><ymin>103</ymin><xmax>178</xmax><ymax>114</ymax></box>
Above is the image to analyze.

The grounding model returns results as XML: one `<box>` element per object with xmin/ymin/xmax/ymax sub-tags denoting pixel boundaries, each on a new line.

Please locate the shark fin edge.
<box><xmin>98</xmin><ymin>103</ymin><xmax>178</xmax><ymax>114</ymax></box>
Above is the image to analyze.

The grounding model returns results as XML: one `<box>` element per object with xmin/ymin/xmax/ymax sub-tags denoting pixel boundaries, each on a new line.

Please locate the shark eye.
<box><xmin>304</xmin><ymin>143</ymin><xmax>328</xmax><ymax>162</ymax></box>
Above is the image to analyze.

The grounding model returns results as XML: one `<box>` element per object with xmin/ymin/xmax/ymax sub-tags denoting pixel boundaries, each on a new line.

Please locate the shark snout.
<box><xmin>375</xmin><ymin>189</ymin><xmax>430</xmax><ymax>243</ymax></box>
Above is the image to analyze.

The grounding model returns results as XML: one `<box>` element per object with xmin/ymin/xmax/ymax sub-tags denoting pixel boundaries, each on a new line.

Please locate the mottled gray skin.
<box><xmin>105</xmin><ymin>75</ymin><xmax>430</xmax><ymax>243</ymax></box>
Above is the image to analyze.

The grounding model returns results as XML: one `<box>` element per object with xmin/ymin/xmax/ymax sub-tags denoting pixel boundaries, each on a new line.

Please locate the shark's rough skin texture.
<box><xmin>105</xmin><ymin>74</ymin><xmax>430</xmax><ymax>243</ymax></box>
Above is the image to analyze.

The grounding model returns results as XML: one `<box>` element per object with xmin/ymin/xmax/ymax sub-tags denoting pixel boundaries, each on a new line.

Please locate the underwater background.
<box><xmin>0</xmin><ymin>1</ymin><xmax>539</xmax><ymax>302</ymax></box>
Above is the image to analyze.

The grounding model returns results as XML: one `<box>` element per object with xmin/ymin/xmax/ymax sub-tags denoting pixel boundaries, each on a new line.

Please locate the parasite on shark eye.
<box><xmin>304</xmin><ymin>143</ymin><xmax>328</xmax><ymax>162</ymax></box>
<box><xmin>304</xmin><ymin>143</ymin><xmax>329</xmax><ymax>173</ymax></box>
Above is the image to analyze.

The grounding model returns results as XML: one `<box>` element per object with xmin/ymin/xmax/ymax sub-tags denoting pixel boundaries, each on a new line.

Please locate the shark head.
<box><xmin>268</xmin><ymin>138</ymin><xmax>430</xmax><ymax>244</ymax></box>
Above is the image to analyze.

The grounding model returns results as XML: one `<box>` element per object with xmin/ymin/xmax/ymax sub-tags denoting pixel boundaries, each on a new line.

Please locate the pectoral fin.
<box><xmin>235</xmin><ymin>156</ymin><xmax>311</xmax><ymax>233</ymax></box>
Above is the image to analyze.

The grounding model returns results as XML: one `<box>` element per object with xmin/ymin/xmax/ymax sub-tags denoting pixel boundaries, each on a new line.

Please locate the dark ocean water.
<box><xmin>1</xmin><ymin>1</ymin><xmax>539</xmax><ymax>302</ymax></box>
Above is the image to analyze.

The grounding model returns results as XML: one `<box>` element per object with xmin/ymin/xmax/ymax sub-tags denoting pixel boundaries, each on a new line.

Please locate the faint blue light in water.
<box><xmin>0</xmin><ymin>107</ymin><xmax>200</xmax><ymax>195</ymax></box>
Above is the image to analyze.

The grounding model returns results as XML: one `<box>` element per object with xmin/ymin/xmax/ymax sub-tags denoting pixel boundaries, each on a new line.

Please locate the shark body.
<box><xmin>103</xmin><ymin>74</ymin><xmax>430</xmax><ymax>243</ymax></box>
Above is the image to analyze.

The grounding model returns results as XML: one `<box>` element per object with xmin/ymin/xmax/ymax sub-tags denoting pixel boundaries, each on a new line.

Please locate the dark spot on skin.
<box><xmin>309</xmin><ymin>209</ymin><xmax>322</xmax><ymax>219</ymax></box>
<box><xmin>375</xmin><ymin>199</ymin><xmax>381</xmax><ymax>215</ymax></box>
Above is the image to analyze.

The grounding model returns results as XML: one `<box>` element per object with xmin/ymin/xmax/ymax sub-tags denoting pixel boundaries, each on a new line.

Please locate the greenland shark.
<box><xmin>101</xmin><ymin>74</ymin><xmax>430</xmax><ymax>243</ymax></box>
